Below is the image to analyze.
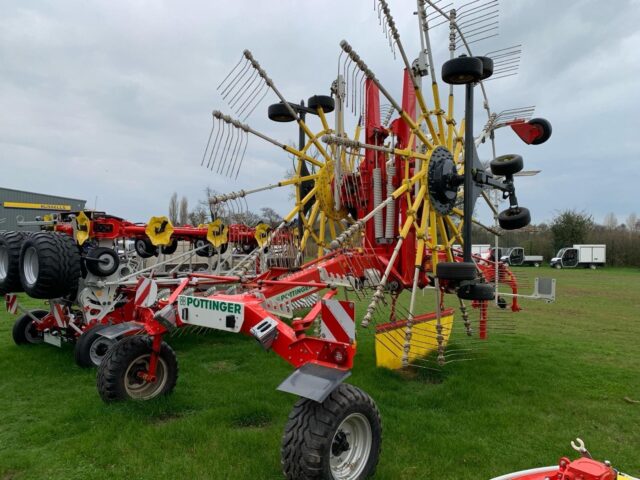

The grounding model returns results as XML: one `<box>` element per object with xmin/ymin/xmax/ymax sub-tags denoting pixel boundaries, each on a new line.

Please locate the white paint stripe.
<box><xmin>325</xmin><ymin>300</ymin><xmax>355</xmax><ymax>340</ymax></box>
<box><xmin>135</xmin><ymin>278</ymin><xmax>151</xmax><ymax>303</ymax></box>
<box><xmin>6</xmin><ymin>295</ymin><xmax>17</xmax><ymax>314</ymax></box>
<box><xmin>320</xmin><ymin>323</ymin><xmax>336</xmax><ymax>341</ymax></box>
<box><xmin>52</xmin><ymin>304</ymin><xmax>65</xmax><ymax>328</ymax></box>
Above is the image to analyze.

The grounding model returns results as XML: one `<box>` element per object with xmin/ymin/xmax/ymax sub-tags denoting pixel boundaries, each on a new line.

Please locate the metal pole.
<box><xmin>298</xmin><ymin>102</ymin><xmax>309</xmax><ymax>241</ymax></box>
<box><xmin>463</xmin><ymin>82</ymin><xmax>474</xmax><ymax>263</ymax></box>
<box><xmin>298</xmin><ymin>101</ymin><xmax>306</xmax><ymax>151</ymax></box>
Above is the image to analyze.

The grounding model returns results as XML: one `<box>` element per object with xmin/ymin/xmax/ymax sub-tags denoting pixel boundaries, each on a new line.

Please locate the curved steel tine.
<box><xmin>225</xmin><ymin>124</ymin><xmax>243</xmax><ymax>178</ymax></box>
<box><xmin>202</xmin><ymin>121</ymin><xmax>215</xmax><ymax>167</ymax></box>
<box><xmin>216</xmin><ymin>121</ymin><xmax>235</xmax><ymax>175</ymax></box>
<box><xmin>211</xmin><ymin>121</ymin><xmax>227</xmax><ymax>171</ymax></box>
<box><xmin>217</xmin><ymin>54</ymin><xmax>245</xmax><ymax>90</ymax></box>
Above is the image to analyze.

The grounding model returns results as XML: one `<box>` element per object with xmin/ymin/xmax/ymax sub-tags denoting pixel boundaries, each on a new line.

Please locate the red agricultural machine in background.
<box><xmin>1</xmin><ymin>209</ymin><xmax>293</xmax><ymax>367</ymax></box>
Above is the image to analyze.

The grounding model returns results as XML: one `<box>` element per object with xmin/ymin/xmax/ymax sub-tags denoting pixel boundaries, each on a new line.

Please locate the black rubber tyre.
<box><xmin>476</xmin><ymin>56</ymin><xmax>494</xmax><ymax>80</ymax></box>
<box><xmin>0</xmin><ymin>231</ymin><xmax>26</xmax><ymax>294</ymax></box>
<box><xmin>268</xmin><ymin>102</ymin><xmax>296</xmax><ymax>122</ymax></box>
<box><xmin>19</xmin><ymin>232</ymin><xmax>82</xmax><ymax>299</ymax></box>
<box><xmin>12</xmin><ymin>309</ymin><xmax>48</xmax><ymax>345</ymax></box>
<box><xmin>160</xmin><ymin>239</ymin><xmax>178</xmax><ymax>255</ymax></box>
<box><xmin>74</xmin><ymin>324</ymin><xmax>117</xmax><ymax>368</ymax></box>
<box><xmin>97</xmin><ymin>335</ymin><xmax>178</xmax><ymax>402</ymax></box>
<box><xmin>498</xmin><ymin>207</ymin><xmax>531</xmax><ymax>230</ymax></box>
<box><xmin>194</xmin><ymin>239</ymin><xmax>215</xmax><ymax>257</ymax></box>
<box><xmin>436</xmin><ymin>262</ymin><xmax>477</xmax><ymax>281</ymax></box>
<box><xmin>281</xmin><ymin>383</ymin><xmax>382</xmax><ymax>480</ymax></box>
<box><xmin>85</xmin><ymin>247</ymin><xmax>120</xmax><ymax>277</ymax></box>
<box><xmin>441</xmin><ymin>56</ymin><xmax>483</xmax><ymax>85</ymax></box>
<box><xmin>497</xmin><ymin>296</ymin><xmax>507</xmax><ymax>309</ymax></box>
<box><xmin>457</xmin><ymin>283</ymin><xmax>495</xmax><ymax>301</ymax></box>
<box><xmin>528</xmin><ymin>118</ymin><xmax>552</xmax><ymax>145</ymax></box>
<box><xmin>490</xmin><ymin>154</ymin><xmax>524</xmax><ymax>176</ymax></box>
<box><xmin>134</xmin><ymin>238</ymin><xmax>158</xmax><ymax>258</ymax></box>
<box><xmin>307</xmin><ymin>95</ymin><xmax>335</xmax><ymax>113</ymax></box>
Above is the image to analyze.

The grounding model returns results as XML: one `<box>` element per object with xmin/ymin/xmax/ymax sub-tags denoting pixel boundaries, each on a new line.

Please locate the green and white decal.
<box><xmin>178</xmin><ymin>295</ymin><xmax>244</xmax><ymax>333</ymax></box>
<box><xmin>268</xmin><ymin>286</ymin><xmax>313</xmax><ymax>304</ymax></box>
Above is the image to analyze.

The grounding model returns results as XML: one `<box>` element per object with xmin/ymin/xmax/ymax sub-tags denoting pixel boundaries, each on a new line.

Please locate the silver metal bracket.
<box><xmin>250</xmin><ymin>317</ymin><xmax>279</xmax><ymax>350</ymax></box>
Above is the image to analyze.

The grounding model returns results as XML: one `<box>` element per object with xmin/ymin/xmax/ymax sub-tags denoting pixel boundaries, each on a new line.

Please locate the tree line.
<box><xmin>168</xmin><ymin>188</ymin><xmax>283</xmax><ymax>229</ymax></box>
<box><xmin>169</xmin><ymin>190</ymin><xmax>640</xmax><ymax>268</ymax></box>
<box><xmin>472</xmin><ymin>209</ymin><xmax>640</xmax><ymax>267</ymax></box>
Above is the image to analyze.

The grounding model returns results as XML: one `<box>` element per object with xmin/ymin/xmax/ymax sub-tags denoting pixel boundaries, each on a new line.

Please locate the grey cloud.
<box><xmin>0</xmin><ymin>1</ymin><xmax>638</xmax><ymax>224</ymax></box>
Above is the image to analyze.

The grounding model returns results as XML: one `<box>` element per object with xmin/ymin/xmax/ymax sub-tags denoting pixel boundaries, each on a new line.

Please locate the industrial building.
<box><xmin>0</xmin><ymin>187</ymin><xmax>86</xmax><ymax>232</ymax></box>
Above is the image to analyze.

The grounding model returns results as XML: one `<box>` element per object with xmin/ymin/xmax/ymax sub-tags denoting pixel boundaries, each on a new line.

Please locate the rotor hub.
<box><xmin>316</xmin><ymin>161</ymin><xmax>348</xmax><ymax>221</ymax></box>
<box><xmin>427</xmin><ymin>146</ymin><xmax>459</xmax><ymax>215</ymax></box>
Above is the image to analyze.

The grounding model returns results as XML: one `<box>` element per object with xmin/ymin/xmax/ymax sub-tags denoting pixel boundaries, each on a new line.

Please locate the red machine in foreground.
<box><xmin>491</xmin><ymin>439</ymin><xmax>638</xmax><ymax>480</ymax></box>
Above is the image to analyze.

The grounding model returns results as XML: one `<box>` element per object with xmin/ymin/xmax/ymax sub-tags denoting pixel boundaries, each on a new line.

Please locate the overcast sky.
<box><xmin>1</xmin><ymin>0</ymin><xmax>639</xmax><ymax>227</ymax></box>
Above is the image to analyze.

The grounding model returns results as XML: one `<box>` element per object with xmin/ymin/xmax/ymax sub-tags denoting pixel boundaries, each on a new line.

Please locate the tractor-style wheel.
<box><xmin>281</xmin><ymin>383</ymin><xmax>382</xmax><ymax>480</ymax></box>
<box><xmin>19</xmin><ymin>232</ymin><xmax>82</xmax><ymax>299</ymax></box>
<box><xmin>85</xmin><ymin>247</ymin><xmax>120</xmax><ymax>277</ymax></box>
<box><xmin>160</xmin><ymin>239</ymin><xmax>178</xmax><ymax>255</ymax></box>
<box><xmin>134</xmin><ymin>238</ymin><xmax>158</xmax><ymax>259</ymax></box>
<box><xmin>497</xmin><ymin>296</ymin><xmax>507</xmax><ymax>309</ymax></box>
<box><xmin>476</xmin><ymin>56</ymin><xmax>494</xmax><ymax>81</ymax></box>
<box><xmin>457</xmin><ymin>283</ymin><xmax>494</xmax><ymax>301</ymax></box>
<box><xmin>74</xmin><ymin>324</ymin><xmax>117</xmax><ymax>368</ymax></box>
<box><xmin>436</xmin><ymin>262</ymin><xmax>477</xmax><ymax>281</ymax></box>
<box><xmin>194</xmin><ymin>239</ymin><xmax>215</xmax><ymax>257</ymax></box>
<box><xmin>490</xmin><ymin>154</ymin><xmax>524</xmax><ymax>177</ymax></box>
<box><xmin>528</xmin><ymin>118</ymin><xmax>552</xmax><ymax>145</ymax></box>
<box><xmin>97</xmin><ymin>335</ymin><xmax>178</xmax><ymax>402</ymax></box>
<box><xmin>441</xmin><ymin>56</ymin><xmax>483</xmax><ymax>85</ymax></box>
<box><xmin>0</xmin><ymin>231</ymin><xmax>26</xmax><ymax>294</ymax></box>
<box><xmin>12</xmin><ymin>309</ymin><xmax>48</xmax><ymax>345</ymax></box>
<box><xmin>498</xmin><ymin>207</ymin><xmax>531</xmax><ymax>230</ymax></box>
<box><xmin>308</xmin><ymin>95</ymin><xmax>335</xmax><ymax>113</ymax></box>
<box><xmin>268</xmin><ymin>102</ymin><xmax>297</xmax><ymax>122</ymax></box>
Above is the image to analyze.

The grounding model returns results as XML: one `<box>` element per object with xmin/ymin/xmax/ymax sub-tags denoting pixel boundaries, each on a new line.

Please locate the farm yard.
<box><xmin>1</xmin><ymin>266</ymin><xmax>638</xmax><ymax>480</ymax></box>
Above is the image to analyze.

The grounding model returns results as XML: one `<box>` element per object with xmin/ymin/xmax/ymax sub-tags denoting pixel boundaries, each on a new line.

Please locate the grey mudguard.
<box><xmin>277</xmin><ymin>362</ymin><xmax>351</xmax><ymax>403</ymax></box>
<box><xmin>97</xmin><ymin>322</ymin><xmax>144</xmax><ymax>339</ymax></box>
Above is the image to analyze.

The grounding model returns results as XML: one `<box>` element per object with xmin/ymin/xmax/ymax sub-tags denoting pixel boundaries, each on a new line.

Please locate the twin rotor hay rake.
<box><xmin>1</xmin><ymin>209</ymin><xmax>292</xmax><ymax>367</ymax></box>
<box><xmin>81</xmin><ymin>1</ymin><xmax>559</xmax><ymax>478</ymax></box>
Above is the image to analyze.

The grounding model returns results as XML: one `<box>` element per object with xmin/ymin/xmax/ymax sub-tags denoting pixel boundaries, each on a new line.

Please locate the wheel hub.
<box><xmin>124</xmin><ymin>355</ymin><xmax>168</xmax><ymax>400</ymax></box>
<box><xmin>331</xmin><ymin>430</ymin><xmax>350</xmax><ymax>456</ymax></box>
<box><xmin>89</xmin><ymin>337</ymin><xmax>115</xmax><ymax>366</ymax></box>
<box><xmin>427</xmin><ymin>146</ymin><xmax>459</xmax><ymax>215</ymax></box>
<box><xmin>329</xmin><ymin>413</ymin><xmax>373</xmax><ymax>480</ymax></box>
<box><xmin>0</xmin><ymin>245</ymin><xmax>8</xmax><ymax>281</ymax></box>
<box><xmin>23</xmin><ymin>246</ymin><xmax>39</xmax><ymax>286</ymax></box>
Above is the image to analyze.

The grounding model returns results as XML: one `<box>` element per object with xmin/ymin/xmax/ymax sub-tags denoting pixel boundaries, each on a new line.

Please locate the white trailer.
<box><xmin>500</xmin><ymin>247</ymin><xmax>543</xmax><ymax>267</ymax></box>
<box><xmin>550</xmin><ymin>244</ymin><xmax>606</xmax><ymax>269</ymax></box>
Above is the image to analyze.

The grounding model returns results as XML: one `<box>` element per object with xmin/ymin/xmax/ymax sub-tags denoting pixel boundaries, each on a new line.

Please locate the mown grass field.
<box><xmin>1</xmin><ymin>266</ymin><xmax>638</xmax><ymax>479</ymax></box>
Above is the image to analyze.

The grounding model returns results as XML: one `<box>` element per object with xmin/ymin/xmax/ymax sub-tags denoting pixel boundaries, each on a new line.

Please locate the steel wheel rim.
<box><xmin>0</xmin><ymin>245</ymin><xmax>8</xmax><ymax>281</ymax></box>
<box><xmin>23</xmin><ymin>246</ymin><xmax>39</xmax><ymax>286</ymax></box>
<box><xmin>24</xmin><ymin>319</ymin><xmax>43</xmax><ymax>343</ymax></box>
<box><xmin>98</xmin><ymin>253</ymin><xmax>115</xmax><ymax>274</ymax></box>
<box><xmin>330</xmin><ymin>413</ymin><xmax>373</xmax><ymax>480</ymax></box>
<box><xmin>89</xmin><ymin>336</ymin><xmax>115</xmax><ymax>366</ymax></box>
<box><xmin>124</xmin><ymin>354</ymin><xmax>168</xmax><ymax>400</ymax></box>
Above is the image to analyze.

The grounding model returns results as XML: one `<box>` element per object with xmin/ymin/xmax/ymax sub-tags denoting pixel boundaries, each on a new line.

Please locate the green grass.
<box><xmin>1</xmin><ymin>267</ymin><xmax>639</xmax><ymax>479</ymax></box>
